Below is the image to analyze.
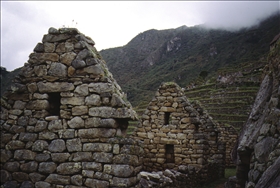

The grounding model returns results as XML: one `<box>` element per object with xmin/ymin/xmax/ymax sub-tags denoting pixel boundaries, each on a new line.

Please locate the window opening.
<box><xmin>48</xmin><ymin>92</ymin><xmax>61</xmax><ymax>116</ymax></box>
<box><xmin>164</xmin><ymin>112</ymin><xmax>171</xmax><ymax>125</ymax></box>
<box><xmin>165</xmin><ymin>144</ymin><xmax>175</xmax><ymax>163</ymax></box>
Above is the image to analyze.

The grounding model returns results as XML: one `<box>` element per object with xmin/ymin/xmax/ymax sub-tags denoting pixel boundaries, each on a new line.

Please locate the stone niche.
<box><xmin>0</xmin><ymin>27</ymin><xmax>142</xmax><ymax>188</ymax></box>
<box><xmin>134</xmin><ymin>82</ymin><xmax>225</xmax><ymax>184</ymax></box>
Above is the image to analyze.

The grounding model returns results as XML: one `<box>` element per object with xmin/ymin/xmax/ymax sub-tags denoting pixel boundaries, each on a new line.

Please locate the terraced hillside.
<box><xmin>185</xmin><ymin>84</ymin><xmax>259</xmax><ymax>130</ymax></box>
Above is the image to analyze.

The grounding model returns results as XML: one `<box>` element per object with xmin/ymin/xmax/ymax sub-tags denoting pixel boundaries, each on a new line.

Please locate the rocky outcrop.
<box><xmin>0</xmin><ymin>27</ymin><xmax>141</xmax><ymax>188</ymax></box>
<box><xmin>229</xmin><ymin>33</ymin><xmax>280</xmax><ymax>188</ymax></box>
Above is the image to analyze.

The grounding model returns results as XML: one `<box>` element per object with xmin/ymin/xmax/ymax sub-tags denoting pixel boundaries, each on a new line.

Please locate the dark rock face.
<box><xmin>233</xmin><ymin>34</ymin><xmax>280</xmax><ymax>188</ymax></box>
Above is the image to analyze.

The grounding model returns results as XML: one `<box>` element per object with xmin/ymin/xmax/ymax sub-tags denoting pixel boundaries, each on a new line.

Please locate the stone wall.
<box><xmin>229</xmin><ymin>34</ymin><xmax>280</xmax><ymax>188</ymax></box>
<box><xmin>134</xmin><ymin>82</ymin><xmax>225</xmax><ymax>185</ymax></box>
<box><xmin>0</xmin><ymin>27</ymin><xmax>142</xmax><ymax>188</ymax></box>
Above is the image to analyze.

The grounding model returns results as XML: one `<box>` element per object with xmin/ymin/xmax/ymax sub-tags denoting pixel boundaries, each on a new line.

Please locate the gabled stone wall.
<box><xmin>134</xmin><ymin>82</ymin><xmax>225</xmax><ymax>184</ymax></box>
<box><xmin>0</xmin><ymin>27</ymin><xmax>142</xmax><ymax>188</ymax></box>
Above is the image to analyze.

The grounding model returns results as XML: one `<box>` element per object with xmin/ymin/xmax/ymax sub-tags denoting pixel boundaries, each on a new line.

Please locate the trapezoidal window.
<box><xmin>164</xmin><ymin>112</ymin><xmax>171</xmax><ymax>125</ymax></box>
<box><xmin>165</xmin><ymin>144</ymin><xmax>175</xmax><ymax>163</ymax></box>
<box><xmin>48</xmin><ymin>92</ymin><xmax>61</xmax><ymax>116</ymax></box>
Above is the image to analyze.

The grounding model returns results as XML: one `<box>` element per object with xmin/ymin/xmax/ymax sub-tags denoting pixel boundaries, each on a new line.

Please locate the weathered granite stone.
<box><xmin>34</xmin><ymin>43</ymin><xmax>44</xmax><ymax>52</ymax></box>
<box><xmin>14</xmin><ymin>150</ymin><xmax>36</xmax><ymax>160</ymax></box>
<box><xmin>35</xmin><ymin>154</ymin><xmax>50</xmax><ymax>162</ymax></box>
<box><xmin>57</xmin><ymin>162</ymin><xmax>82</xmax><ymax>175</ymax></box>
<box><xmin>60</xmin><ymin>52</ymin><xmax>77</xmax><ymax>66</ymax></box>
<box><xmin>34</xmin><ymin>65</ymin><xmax>47</xmax><ymax>77</ymax></box>
<box><xmin>38</xmin><ymin>162</ymin><xmax>57</xmax><ymax>174</ymax></box>
<box><xmin>29</xmin><ymin>53</ymin><xmax>59</xmax><ymax>64</ymax></box>
<box><xmin>83</xmin><ymin>143</ymin><xmax>112</xmax><ymax>152</ymax></box>
<box><xmin>51</xmin><ymin>153</ymin><xmax>70</xmax><ymax>163</ymax></box>
<box><xmin>70</xmin><ymin>152</ymin><xmax>92</xmax><ymax>162</ymax></box>
<box><xmin>66</xmin><ymin>138</ymin><xmax>82</xmax><ymax>152</ymax></box>
<box><xmin>47</xmin><ymin>62</ymin><xmax>67</xmax><ymax>77</ymax></box>
<box><xmin>19</xmin><ymin>132</ymin><xmax>38</xmax><ymax>142</ymax></box>
<box><xmin>48</xmin><ymin>120</ymin><xmax>63</xmax><ymax>131</ymax></box>
<box><xmin>6</xmin><ymin>140</ymin><xmax>25</xmax><ymax>150</ymax></box>
<box><xmin>45</xmin><ymin>174</ymin><xmax>71</xmax><ymax>184</ymax></box>
<box><xmin>76</xmin><ymin>65</ymin><xmax>104</xmax><ymax>76</ymax></box>
<box><xmin>82</xmin><ymin>162</ymin><xmax>102</xmax><ymax>171</ymax></box>
<box><xmin>104</xmin><ymin>164</ymin><xmax>134</xmax><ymax>178</ymax></box>
<box><xmin>32</xmin><ymin>140</ymin><xmax>48</xmax><ymax>151</ymax></box>
<box><xmin>37</xmin><ymin>82</ymin><xmax>74</xmax><ymax>93</ymax></box>
<box><xmin>74</xmin><ymin>84</ymin><xmax>89</xmax><ymax>96</ymax></box>
<box><xmin>34</xmin><ymin>121</ymin><xmax>48</xmax><ymax>132</ymax></box>
<box><xmin>20</xmin><ymin>161</ymin><xmax>38</xmax><ymax>172</ymax></box>
<box><xmin>56</xmin><ymin>43</ymin><xmax>66</xmax><ymax>53</ymax></box>
<box><xmin>71</xmin><ymin>175</ymin><xmax>83</xmax><ymax>186</ymax></box>
<box><xmin>72</xmin><ymin>106</ymin><xmax>88</xmax><ymax>115</ymax></box>
<box><xmin>78</xmin><ymin>128</ymin><xmax>116</xmax><ymax>138</ymax></box>
<box><xmin>26</xmin><ymin>100</ymin><xmax>49</xmax><ymax>110</ymax></box>
<box><xmin>61</xmin><ymin>97</ymin><xmax>84</xmax><ymax>105</ymax></box>
<box><xmin>13</xmin><ymin>101</ymin><xmax>26</xmax><ymax>109</ymax></box>
<box><xmin>67</xmin><ymin>117</ymin><xmax>84</xmax><ymax>129</ymax></box>
<box><xmin>84</xmin><ymin>178</ymin><xmax>109</xmax><ymax>188</ymax></box>
<box><xmin>29</xmin><ymin>173</ymin><xmax>46</xmax><ymax>183</ymax></box>
<box><xmin>4</xmin><ymin>161</ymin><xmax>20</xmax><ymax>172</ymax></box>
<box><xmin>44</xmin><ymin>42</ymin><xmax>55</xmax><ymax>53</ymax></box>
<box><xmin>42</xmin><ymin>33</ymin><xmax>71</xmax><ymax>43</ymax></box>
<box><xmin>85</xmin><ymin>94</ymin><xmax>101</xmax><ymax>106</ymax></box>
<box><xmin>38</xmin><ymin>131</ymin><xmax>58</xmax><ymax>140</ymax></box>
<box><xmin>12</xmin><ymin>172</ymin><xmax>29</xmax><ymax>182</ymax></box>
<box><xmin>72</xmin><ymin>59</ymin><xmax>86</xmax><ymax>69</ymax></box>
<box><xmin>35</xmin><ymin>181</ymin><xmax>51</xmax><ymax>188</ymax></box>
<box><xmin>93</xmin><ymin>152</ymin><xmax>113</xmax><ymax>163</ymax></box>
<box><xmin>48</xmin><ymin>139</ymin><xmax>66</xmax><ymax>152</ymax></box>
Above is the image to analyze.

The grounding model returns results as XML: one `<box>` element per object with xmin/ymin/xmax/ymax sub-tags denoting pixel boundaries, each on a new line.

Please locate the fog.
<box><xmin>1</xmin><ymin>1</ymin><xmax>279</xmax><ymax>71</ymax></box>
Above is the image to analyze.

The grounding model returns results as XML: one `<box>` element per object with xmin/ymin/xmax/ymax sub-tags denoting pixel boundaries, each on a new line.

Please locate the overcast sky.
<box><xmin>1</xmin><ymin>1</ymin><xmax>279</xmax><ymax>71</ymax></box>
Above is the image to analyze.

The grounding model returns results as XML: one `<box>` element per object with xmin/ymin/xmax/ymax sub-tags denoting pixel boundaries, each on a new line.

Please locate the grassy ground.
<box><xmin>200</xmin><ymin>168</ymin><xmax>237</xmax><ymax>188</ymax></box>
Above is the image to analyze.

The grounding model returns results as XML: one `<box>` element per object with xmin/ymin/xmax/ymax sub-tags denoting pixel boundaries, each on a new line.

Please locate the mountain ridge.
<box><xmin>99</xmin><ymin>12</ymin><xmax>279</xmax><ymax>107</ymax></box>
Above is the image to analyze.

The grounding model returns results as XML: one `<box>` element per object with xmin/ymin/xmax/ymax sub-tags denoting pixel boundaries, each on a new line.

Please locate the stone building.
<box><xmin>0</xmin><ymin>27</ymin><xmax>143</xmax><ymax>188</ymax></box>
<box><xmin>134</xmin><ymin>82</ymin><xmax>225</xmax><ymax>184</ymax></box>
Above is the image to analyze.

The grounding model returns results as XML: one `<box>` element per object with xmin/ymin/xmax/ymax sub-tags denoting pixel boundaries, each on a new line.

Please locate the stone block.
<box><xmin>38</xmin><ymin>162</ymin><xmax>57</xmax><ymax>174</ymax></box>
<box><xmin>66</xmin><ymin>138</ymin><xmax>82</xmax><ymax>152</ymax></box>
<box><xmin>45</xmin><ymin>174</ymin><xmax>71</xmax><ymax>185</ymax></box>
<box><xmin>32</xmin><ymin>140</ymin><xmax>48</xmax><ymax>151</ymax></box>
<box><xmin>82</xmin><ymin>162</ymin><xmax>102</xmax><ymax>171</ymax></box>
<box><xmin>26</xmin><ymin>100</ymin><xmax>49</xmax><ymax>110</ymax></box>
<box><xmin>60</xmin><ymin>52</ymin><xmax>76</xmax><ymax>66</ymax></box>
<box><xmin>78</xmin><ymin>128</ymin><xmax>116</xmax><ymax>139</ymax></box>
<box><xmin>83</xmin><ymin>143</ymin><xmax>112</xmax><ymax>152</ymax></box>
<box><xmin>84</xmin><ymin>178</ymin><xmax>109</xmax><ymax>188</ymax></box>
<box><xmin>57</xmin><ymin>162</ymin><xmax>82</xmax><ymax>175</ymax></box>
<box><xmin>111</xmin><ymin>177</ymin><xmax>137</xmax><ymax>187</ymax></box>
<box><xmin>104</xmin><ymin>164</ymin><xmax>134</xmax><ymax>178</ymax></box>
<box><xmin>14</xmin><ymin>150</ymin><xmax>36</xmax><ymax>160</ymax></box>
<box><xmin>37</xmin><ymin>82</ymin><xmax>74</xmax><ymax>93</ymax></box>
<box><xmin>35</xmin><ymin>153</ymin><xmax>50</xmax><ymax>162</ymax></box>
<box><xmin>93</xmin><ymin>152</ymin><xmax>113</xmax><ymax>163</ymax></box>
<box><xmin>72</xmin><ymin>106</ymin><xmax>88</xmax><ymax>115</ymax></box>
<box><xmin>51</xmin><ymin>153</ymin><xmax>70</xmax><ymax>163</ymax></box>
<box><xmin>61</xmin><ymin>97</ymin><xmax>85</xmax><ymax>106</ymax></box>
<box><xmin>48</xmin><ymin>119</ymin><xmax>63</xmax><ymax>131</ymax></box>
<box><xmin>68</xmin><ymin>117</ymin><xmax>84</xmax><ymax>129</ymax></box>
<box><xmin>70</xmin><ymin>152</ymin><xmax>92</xmax><ymax>162</ymax></box>
<box><xmin>48</xmin><ymin>139</ymin><xmax>66</xmax><ymax>152</ymax></box>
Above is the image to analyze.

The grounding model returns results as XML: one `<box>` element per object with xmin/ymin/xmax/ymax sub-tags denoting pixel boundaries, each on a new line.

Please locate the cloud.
<box><xmin>1</xmin><ymin>1</ymin><xmax>279</xmax><ymax>71</ymax></box>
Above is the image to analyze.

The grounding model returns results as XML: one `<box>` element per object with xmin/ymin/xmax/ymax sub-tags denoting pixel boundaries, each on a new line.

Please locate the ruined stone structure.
<box><xmin>229</xmin><ymin>33</ymin><xmax>280</xmax><ymax>188</ymax></box>
<box><xmin>0</xmin><ymin>27</ymin><xmax>143</xmax><ymax>188</ymax></box>
<box><xmin>135</xmin><ymin>82</ymin><xmax>225</xmax><ymax>185</ymax></box>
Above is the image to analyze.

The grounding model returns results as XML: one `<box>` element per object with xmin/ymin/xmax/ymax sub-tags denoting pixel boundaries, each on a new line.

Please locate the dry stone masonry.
<box><xmin>227</xmin><ymin>33</ymin><xmax>280</xmax><ymax>188</ymax></box>
<box><xmin>134</xmin><ymin>82</ymin><xmax>225</xmax><ymax>185</ymax></box>
<box><xmin>0</xmin><ymin>27</ymin><xmax>142</xmax><ymax>188</ymax></box>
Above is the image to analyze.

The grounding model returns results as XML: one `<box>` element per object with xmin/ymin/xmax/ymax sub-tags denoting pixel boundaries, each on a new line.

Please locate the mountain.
<box><xmin>100</xmin><ymin>12</ymin><xmax>280</xmax><ymax>107</ymax></box>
